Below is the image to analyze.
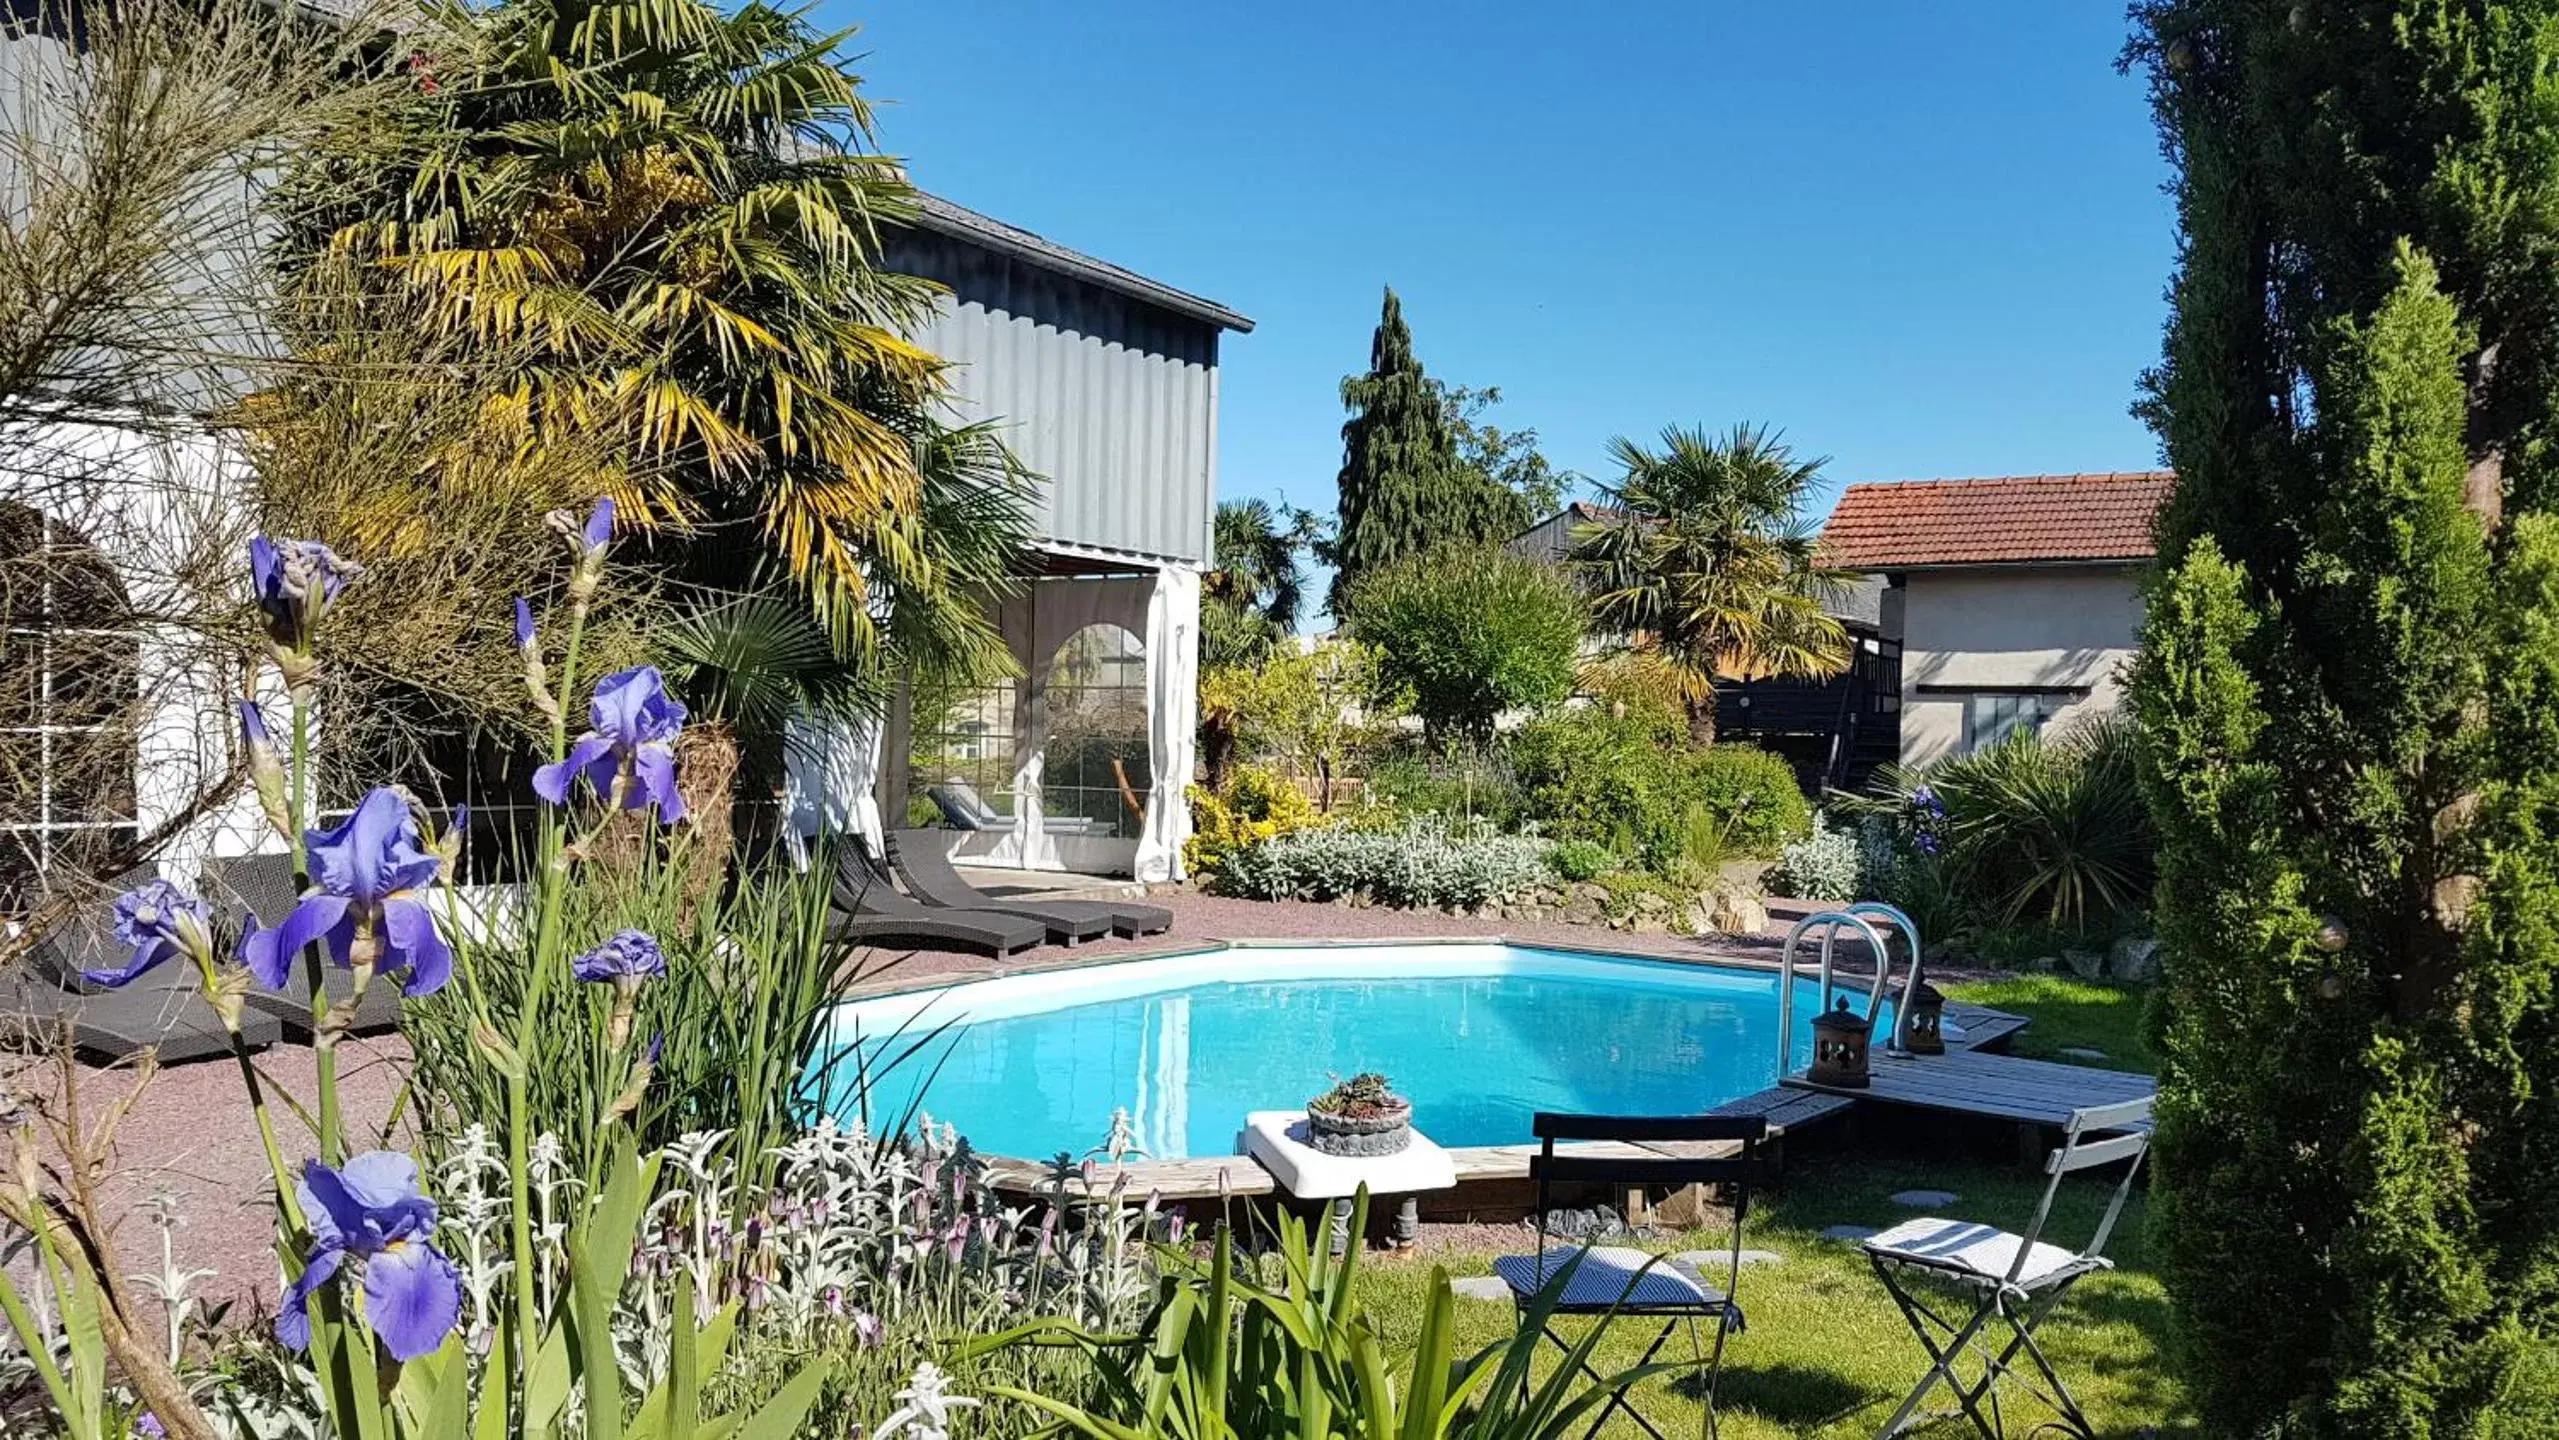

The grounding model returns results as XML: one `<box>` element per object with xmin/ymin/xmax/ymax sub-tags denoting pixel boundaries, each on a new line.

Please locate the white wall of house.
<box><xmin>0</xmin><ymin>420</ymin><xmax>273</xmax><ymax>895</ymax></box>
<box><xmin>1896</xmin><ymin>564</ymin><xmax>2144</xmax><ymax>766</ymax></box>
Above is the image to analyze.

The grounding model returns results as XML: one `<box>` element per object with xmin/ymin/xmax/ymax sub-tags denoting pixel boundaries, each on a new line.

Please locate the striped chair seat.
<box><xmin>1491</xmin><ymin>1246</ymin><xmax>1732</xmax><ymax>1313</ymax></box>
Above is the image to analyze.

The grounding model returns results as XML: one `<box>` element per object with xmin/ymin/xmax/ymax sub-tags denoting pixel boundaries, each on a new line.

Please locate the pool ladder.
<box><xmin>1773</xmin><ymin>901</ymin><xmax>1926</xmax><ymax>1075</ymax></box>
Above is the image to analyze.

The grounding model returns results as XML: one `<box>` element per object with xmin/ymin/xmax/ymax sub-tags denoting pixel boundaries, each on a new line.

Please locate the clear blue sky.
<box><xmin>840</xmin><ymin>1</ymin><xmax>2173</xmax><ymax>528</ymax></box>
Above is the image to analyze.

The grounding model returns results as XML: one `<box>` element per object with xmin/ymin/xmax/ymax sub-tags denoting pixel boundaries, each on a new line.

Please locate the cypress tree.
<box><xmin>2129</xmin><ymin>5</ymin><xmax>2559</xmax><ymax>1432</ymax></box>
<box><xmin>1327</xmin><ymin>287</ymin><xmax>1518</xmax><ymax>614</ymax></box>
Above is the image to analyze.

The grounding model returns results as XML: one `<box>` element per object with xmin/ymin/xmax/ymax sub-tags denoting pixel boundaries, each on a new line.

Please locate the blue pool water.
<box><xmin>817</xmin><ymin>943</ymin><xmax>1905</xmax><ymax>1160</ymax></box>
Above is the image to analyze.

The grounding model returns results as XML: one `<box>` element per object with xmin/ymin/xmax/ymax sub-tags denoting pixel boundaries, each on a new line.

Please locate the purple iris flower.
<box><xmin>241</xmin><ymin>788</ymin><xmax>453</xmax><ymax>997</ymax></box>
<box><xmin>583</xmin><ymin>497</ymin><xmax>615</xmax><ymax>553</ymax></box>
<box><xmin>276</xmin><ymin>1151</ymin><xmax>462</xmax><ymax>1362</ymax></box>
<box><xmin>531</xmin><ymin>666</ymin><xmax>688</xmax><ymax>822</ymax></box>
<box><xmin>513</xmin><ymin>597</ymin><xmax>537</xmax><ymax>650</ymax></box>
<box><xmin>136</xmin><ymin>1415</ymin><xmax>166</xmax><ymax>1439</ymax></box>
<box><xmin>249</xmin><ymin>536</ymin><xmax>360</xmax><ymax>650</ymax></box>
<box><xmin>240</xmin><ymin>700</ymin><xmax>276</xmax><ymax>753</ymax></box>
<box><xmin>87</xmin><ymin>880</ymin><xmax>213</xmax><ymax>988</ymax></box>
<box><xmin>572</xmin><ymin>929</ymin><xmax>666</xmax><ymax>985</ymax></box>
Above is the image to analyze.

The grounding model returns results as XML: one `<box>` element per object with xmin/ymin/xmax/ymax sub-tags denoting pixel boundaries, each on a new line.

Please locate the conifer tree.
<box><xmin>1326</xmin><ymin>288</ymin><xmax>1520</xmax><ymax>613</ymax></box>
<box><xmin>2129</xmin><ymin>5</ymin><xmax>2559</xmax><ymax>1431</ymax></box>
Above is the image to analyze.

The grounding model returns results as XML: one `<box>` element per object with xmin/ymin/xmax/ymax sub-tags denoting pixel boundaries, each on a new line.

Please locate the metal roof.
<box><xmin>906</xmin><ymin>192</ymin><xmax>1254</xmax><ymax>335</ymax></box>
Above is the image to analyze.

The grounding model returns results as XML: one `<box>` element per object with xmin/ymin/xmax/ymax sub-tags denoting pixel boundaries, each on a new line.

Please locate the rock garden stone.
<box><xmin>2109</xmin><ymin>934</ymin><xmax>2163</xmax><ymax>983</ymax></box>
<box><xmin>1890</xmin><ymin>1188</ymin><xmax>1961</xmax><ymax>1209</ymax></box>
<box><xmin>2062</xmin><ymin>947</ymin><xmax>2106</xmax><ymax>980</ymax></box>
<box><xmin>2058</xmin><ymin>1045</ymin><xmax>2110</xmax><ymax>1062</ymax></box>
<box><xmin>1450</xmin><ymin>1276</ymin><xmax>1514</xmax><ymax>1303</ymax></box>
<box><xmin>1820</xmin><ymin>1224</ymin><xmax>1879</xmax><ymax>1243</ymax></box>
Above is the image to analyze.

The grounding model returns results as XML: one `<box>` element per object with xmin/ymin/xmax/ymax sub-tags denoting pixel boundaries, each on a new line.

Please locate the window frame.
<box><xmin>0</xmin><ymin>511</ymin><xmax>140</xmax><ymax>900</ymax></box>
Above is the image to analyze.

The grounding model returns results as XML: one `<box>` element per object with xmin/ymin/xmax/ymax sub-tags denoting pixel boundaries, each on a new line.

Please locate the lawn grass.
<box><xmin>1348</xmin><ymin>977</ymin><xmax>2181</xmax><ymax>1437</ymax></box>
<box><xmin>1945</xmin><ymin>974</ymin><xmax>2159</xmax><ymax>1074</ymax></box>
<box><xmin>1351</xmin><ymin>1144</ymin><xmax>2188</xmax><ymax>1438</ymax></box>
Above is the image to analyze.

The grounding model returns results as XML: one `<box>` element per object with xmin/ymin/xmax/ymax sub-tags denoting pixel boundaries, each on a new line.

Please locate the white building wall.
<box><xmin>1897</xmin><ymin>564</ymin><xmax>2145</xmax><ymax>766</ymax></box>
<box><xmin>0</xmin><ymin>419</ymin><xmax>272</xmax><ymax>888</ymax></box>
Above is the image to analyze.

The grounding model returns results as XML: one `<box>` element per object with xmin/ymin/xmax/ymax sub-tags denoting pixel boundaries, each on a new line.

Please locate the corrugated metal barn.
<box><xmin>792</xmin><ymin>195</ymin><xmax>1253</xmax><ymax>882</ymax></box>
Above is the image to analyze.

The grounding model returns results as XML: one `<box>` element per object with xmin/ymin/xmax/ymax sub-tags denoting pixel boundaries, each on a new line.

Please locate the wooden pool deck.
<box><xmin>978</xmin><ymin>990</ymin><xmax>2100</xmax><ymax>1203</ymax></box>
<box><xmin>1780</xmin><ymin>1044</ymin><xmax>2157</xmax><ymax>1129</ymax></box>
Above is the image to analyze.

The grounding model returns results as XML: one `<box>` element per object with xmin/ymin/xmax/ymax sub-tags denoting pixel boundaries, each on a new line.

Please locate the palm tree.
<box><xmin>1202</xmin><ymin>499</ymin><xmax>1312</xmax><ymax>669</ymax></box>
<box><xmin>293</xmin><ymin>0</ymin><xmax>1026</xmax><ymax>672</ymax></box>
<box><xmin>1569</xmin><ymin>424</ymin><xmax>1855</xmax><ymax>746</ymax></box>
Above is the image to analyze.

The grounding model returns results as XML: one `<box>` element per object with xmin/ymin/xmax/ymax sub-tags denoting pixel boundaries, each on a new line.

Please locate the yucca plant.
<box><xmin>972</xmin><ymin>1192</ymin><xmax>1687</xmax><ymax>1440</ymax></box>
<box><xmin>1857</xmin><ymin>719</ymin><xmax>2155</xmax><ymax>932</ymax></box>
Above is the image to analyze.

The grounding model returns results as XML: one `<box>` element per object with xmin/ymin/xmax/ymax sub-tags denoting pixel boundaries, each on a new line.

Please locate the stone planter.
<box><xmin>1306</xmin><ymin>1098</ymin><xmax>1413</xmax><ymax>1156</ymax></box>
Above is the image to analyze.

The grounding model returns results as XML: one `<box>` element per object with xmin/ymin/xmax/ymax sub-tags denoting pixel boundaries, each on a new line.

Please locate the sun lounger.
<box><xmin>888</xmin><ymin>828</ymin><xmax>1171</xmax><ymax>938</ymax></box>
<box><xmin>5</xmin><ymin>908</ymin><xmax>282</xmax><ymax>1065</ymax></box>
<box><xmin>823</xmin><ymin>842</ymin><xmax>1047</xmax><ymax>957</ymax></box>
<box><xmin>874</xmin><ymin>830</ymin><xmax>1116</xmax><ymax>945</ymax></box>
<box><xmin>925</xmin><ymin>780</ymin><xmax>1110</xmax><ymax>836</ymax></box>
<box><xmin>197</xmin><ymin>853</ymin><xmax>404</xmax><ymax>1039</ymax></box>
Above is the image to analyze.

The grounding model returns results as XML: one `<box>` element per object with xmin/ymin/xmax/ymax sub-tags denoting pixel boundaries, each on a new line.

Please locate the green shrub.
<box><xmin>1546</xmin><ymin>837</ymin><xmax>1614</xmax><ymax>882</ymax></box>
<box><xmin>1362</xmin><ymin>744</ymin><xmax>1521</xmax><ymax>824</ymax></box>
<box><xmin>1505</xmin><ymin>707</ymin><xmax>1809</xmax><ymax>869</ymax></box>
<box><xmin>1183</xmin><ymin>763</ymin><xmax>1319</xmax><ymax>878</ymax></box>
<box><xmin>406</xmin><ymin>838</ymin><xmax>852</xmax><ymax>1193</ymax></box>
<box><xmin>1771</xmin><ymin>812</ymin><xmax>1863</xmax><ymax>900</ymax></box>
<box><xmin>973</xmin><ymin>1195</ymin><xmax>1669</xmax><ymax>1440</ymax></box>
<box><xmin>1342</xmin><ymin>543</ymin><xmax>1584</xmax><ymax>740</ymax></box>
<box><xmin>1213</xmin><ymin>813</ymin><xmax>1550</xmax><ymax>910</ymax></box>
<box><xmin>1852</xmin><ymin>719</ymin><xmax>2153</xmax><ymax>937</ymax></box>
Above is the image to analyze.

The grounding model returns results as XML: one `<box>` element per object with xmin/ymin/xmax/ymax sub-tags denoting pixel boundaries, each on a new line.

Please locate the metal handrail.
<box><xmin>1775</xmin><ymin>909</ymin><xmax>1892</xmax><ymax>1076</ymax></box>
<box><xmin>1845</xmin><ymin>901</ymin><xmax>1927</xmax><ymax>1054</ymax></box>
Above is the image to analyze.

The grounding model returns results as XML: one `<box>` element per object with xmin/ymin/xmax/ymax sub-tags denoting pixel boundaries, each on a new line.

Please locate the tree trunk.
<box><xmin>1685</xmin><ymin>687</ymin><xmax>1718</xmax><ymax>748</ymax></box>
<box><xmin>1201</xmin><ymin>719</ymin><xmax>1236</xmax><ymax>796</ymax></box>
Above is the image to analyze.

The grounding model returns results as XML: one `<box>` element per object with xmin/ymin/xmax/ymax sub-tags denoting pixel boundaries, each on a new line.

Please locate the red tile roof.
<box><xmin>1822</xmin><ymin>472</ymin><xmax>2173</xmax><ymax>570</ymax></box>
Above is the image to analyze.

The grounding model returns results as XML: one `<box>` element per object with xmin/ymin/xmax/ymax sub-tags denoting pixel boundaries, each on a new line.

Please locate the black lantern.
<box><xmin>1810</xmin><ymin>998</ymin><xmax>1873</xmax><ymax>1089</ymax></box>
<box><xmin>1898</xmin><ymin>980</ymin><xmax>1947</xmax><ymax>1056</ymax></box>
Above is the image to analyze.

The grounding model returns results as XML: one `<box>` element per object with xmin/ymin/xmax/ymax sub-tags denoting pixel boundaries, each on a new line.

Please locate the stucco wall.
<box><xmin>1897</xmin><ymin>564</ymin><xmax>2145</xmax><ymax>765</ymax></box>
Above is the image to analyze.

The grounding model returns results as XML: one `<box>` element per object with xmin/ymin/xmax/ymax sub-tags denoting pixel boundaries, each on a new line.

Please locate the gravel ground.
<box><xmin>13</xmin><ymin>888</ymin><xmax>1876</xmax><ymax>1325</ymax></box>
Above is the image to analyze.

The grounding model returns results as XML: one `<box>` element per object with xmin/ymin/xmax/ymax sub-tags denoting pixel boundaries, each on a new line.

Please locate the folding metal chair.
<box><xmin>1859</xmin><ymin>1095</ymin><xmax>2154</xmax><ymax>1439</ymax></box>
<box><xmin>1490</xmin><ymin>1112</ymin><xmax>1770</xmax><ymax>1440</ymax></box>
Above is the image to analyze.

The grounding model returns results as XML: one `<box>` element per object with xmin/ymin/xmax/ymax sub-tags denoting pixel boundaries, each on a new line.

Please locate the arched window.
<box><xmin>0</xmin><ymin>503</ymin><xmax>139</xmax><ymax>905</ymax></box>
<box><xmin>1042</xmin><ymin>623</ymin><xmax>1148</xmax><ymax>840</ymax></box>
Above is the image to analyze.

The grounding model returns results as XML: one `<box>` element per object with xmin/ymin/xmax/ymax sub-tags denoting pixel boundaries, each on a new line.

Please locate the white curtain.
<box><xmin>784</xmin><ymin>713</ymin><xmax>882</xmax><ymax>861</ymax></box>
<box><xmin>1135</xmin><ymin>564</ymin><xmax>1200</xmax><ymax>882</ymax></box>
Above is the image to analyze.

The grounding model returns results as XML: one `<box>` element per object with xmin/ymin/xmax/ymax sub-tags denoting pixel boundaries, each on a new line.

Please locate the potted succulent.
<box><xmin>1305</xmin><ymin>1071</ymin><xmax>1413</xmax><ymax>1156</ymax></box>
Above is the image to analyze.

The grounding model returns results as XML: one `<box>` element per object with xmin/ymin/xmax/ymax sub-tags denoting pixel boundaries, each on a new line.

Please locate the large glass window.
<box><xmin>1042</xmin><ymin>623</ymin><xmax>1148</xmax><ymax>840</ymax></box>
<box><xmin>908</xmin><ymin>675</ymin><xmax>1019</xmax><ymax>830</ymax></box>
<box><xmin>0</xmin><ymin>504</ymin><xmax>138</xmax><ymax>906</ymax></box>
<box><xmin>1963</xmin><ymin>691</ymin><xmax>2065</xmax><ymax>754</ymax></box>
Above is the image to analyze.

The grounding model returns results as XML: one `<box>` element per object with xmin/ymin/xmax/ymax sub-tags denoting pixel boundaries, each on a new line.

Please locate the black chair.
<box><xmin>887</xmin><ymin>828</ymin><xmax>1170</xmax><ymax>938</ymax></box>
<box><xmin>5</xmin><ymin>864</ymin><xmax>284</xmax><ymax>1064</ymax></box>
<box><xmin>822</xmin><ymin>839</ymin><xmax>1047</xmax><ymax>957</ymax></box>
<box><xmin>1491</xmin><ymin>1113</ymin><xmax>1770</xmax><ymax>1440</ymax></box>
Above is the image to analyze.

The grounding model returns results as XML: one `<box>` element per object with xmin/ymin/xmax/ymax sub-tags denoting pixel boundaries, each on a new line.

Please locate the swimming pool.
<box><xmin>815</xmin><ymin>942</ymin><xmax>1913</xmax><ymax>1161</ymax></box>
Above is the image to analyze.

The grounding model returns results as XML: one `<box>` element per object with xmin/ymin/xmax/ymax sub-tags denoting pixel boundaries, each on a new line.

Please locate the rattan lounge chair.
<box><xmin>888</xmin><ymin>828</ymin><xmax>1171</xmax><ymax>938</ymax></box>
<box><xmin>6</xmin><ymin>907</ymin><xmax>283</xmax><ymax>1065</ymax></box>
<box><xmin>196</xmin><ymin>853</ymin><xmax>404</xmax><ymax>1040</ymax></box>
<box><xmin>823</xmin><ymin>842</ymin><xmax>1047</xmax><ymax>957</ymax></box>
<box><xmin>924</xmin><ymin>780</ymin><xmax>1109</xmax><ymax>836</ymax></box>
